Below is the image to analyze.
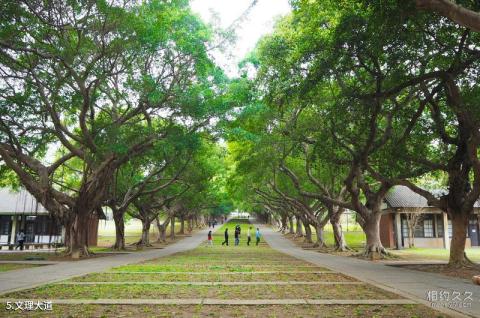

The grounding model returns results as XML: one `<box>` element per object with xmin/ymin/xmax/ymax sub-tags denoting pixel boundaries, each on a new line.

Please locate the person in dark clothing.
<box><xmin>234</xmin><ymin>227</ymin><xmax>240</xmax><ymax>246</ymax></box>
<box><xmin>221</xmin><ymin>228</ymin><xmax>229</xmax><ymax>246</ymax></box>
<box><xmin>247</xmin><ymin>226</ymin><xmax>252</xmax><ymax>246</ymax></box>
<box><xmin>207</xmin><ymin>230</ymin><xmax>213</xmax><ymax>246</ymax></box>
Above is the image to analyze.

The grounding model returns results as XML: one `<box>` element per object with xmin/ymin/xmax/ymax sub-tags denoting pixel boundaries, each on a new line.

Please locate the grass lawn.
<box><xmin>389</xmin><ymin>247</ymin><xmax>480</xmax><ymax>262</ymax></box>
<box><xmin>96</xmin><ymin>220</ymin><xmax>185</xmax><ymax>247</ymax></box>
<box><xmin>1</xmin><ymin>218</ymin><xmax>451</xmax><ymax>317</ymax></box>
<box><xmin>0</xmin><ymin>252</ymin><xmax>66</xmax><ymax>262</ymax></box>
<box><xmin>323</xmin><ymin>231</ymin><xmax>366</xmax><ymax>249</ymax></box>
<box><xmin>0</xmin><ymin>263</ymin><xmax>38</xmax><ymax>272</ymax></box>
<box><xmin>1</xmin><ymin>304</ymin><xmax>447</xmax><ymax>318</ymax></box>
<box><xmin>287</xmin><ymin>222</ymin><xmax>366</xmax><ymax>250</ymax></box>
<box><xmin>70</xmin><ymin>272</ymin><xmax>354</xmax><ymax>282</ymax></box>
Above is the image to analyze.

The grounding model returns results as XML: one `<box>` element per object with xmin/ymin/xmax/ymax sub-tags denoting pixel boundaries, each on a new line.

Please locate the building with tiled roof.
<box><xmin>380</xmin><ymin>186</ymin><xmax>480</xmax><ymax>249</ymax></box>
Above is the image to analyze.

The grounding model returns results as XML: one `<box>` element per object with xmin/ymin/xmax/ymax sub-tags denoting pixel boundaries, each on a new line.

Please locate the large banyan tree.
<box><xmin>0</xmin><ymin>0</ymin><xmax>224</xmax><ymax>257</ymax></box>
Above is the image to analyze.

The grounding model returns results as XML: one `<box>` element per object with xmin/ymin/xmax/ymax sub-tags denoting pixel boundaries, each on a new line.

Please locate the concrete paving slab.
<box><xmin>104</xmin><ymin>271</ymin><xmax>334</xmax><ymax>274</ymax></box>
<box><xmin>56</xmin><ymin>281</ymin><xmax>364</xmax><ymax>286</ymax></box>
<box><xmin>202</xmin><ymin>299</ymin><xmax>308</xmax><ymax>305</ymax></box>
<box><xmin>305</xmin><ymin>299</ymin><xmax>417</xmax><ymax>305</ymax></box>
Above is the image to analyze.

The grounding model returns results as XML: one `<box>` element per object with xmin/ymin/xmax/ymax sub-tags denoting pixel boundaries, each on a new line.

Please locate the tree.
<box><xmin>247</xmin><ymin>0</ymin><xmax>480</xmax><ymax>263</ymax></box>
<box><xmin>416</xmin><ymin>0</ymin><xmax>480</xmax><ymax>32</ymax></box>
<box><xmin>108</xmin><ymin>134</ymin><xmax>192</xmax><ymax>249</ymax></box>
<box><xmin>0</xmin><ymin>1</ymin><xmax>224</xmax><ymax>257</ymax></box>
<box><xmin>405</xmin><ymin>208</ymin><xmax>425</xmax><ymax>248</ymax></box>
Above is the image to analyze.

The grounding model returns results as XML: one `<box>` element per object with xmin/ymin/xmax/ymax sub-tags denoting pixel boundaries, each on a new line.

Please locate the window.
<box><xmin>448</xmin><ymin>220</ymin><xmax>452</xmax><ymax>238</ymax></box>
<box><xmin>436</xmin><ymin>215</ymin><xmax>444</xmax><ymax>238</ymax></box>
<box><xmin>424</xmin><ymin>219</ymin><xmax>434</xmax><ymax>238</ymax></box>
<box><xmin>0</xmin><ymin>216</ymin><xmax>10</xmax><ymax>235</ymax></box>
<box><xmin>414</xmin><ymin>219</ymin><xmax>424</xmax><ymax>237</ymax></box>
<box><xmin>401</xmin><ymin>219</ymin><xmax>408</xmax><ymax>238</ymax></box>
<box><xmin>35</xmin><ymin>216</ymin><xmax>61</xmax><ymax>236</ymax></box>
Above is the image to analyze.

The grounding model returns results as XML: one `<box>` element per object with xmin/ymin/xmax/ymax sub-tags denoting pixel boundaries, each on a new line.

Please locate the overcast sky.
<box><xmin>190</xmin><ymin>0</ymin><xmax>291</xmax><ymax>77</ymax></box>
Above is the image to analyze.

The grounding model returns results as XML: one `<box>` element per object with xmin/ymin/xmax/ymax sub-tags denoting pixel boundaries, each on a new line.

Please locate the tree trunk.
<box><xmin>313</xmin><ymin>223</ymin><xmax>326</xmax><ymax>248</ymax></box>
<box><xmin>303</xmin><ymin>221</ymin><xmax>313</xmax><ymax>244</ymax></box>
<box><xmin>170</xmin><ymin>217</ymin><xmax>175</xmax><ymax>240</ymax></box>
<box><xmin>362</xmin><ymin>212</ymin><xmax>387</xmax><ymax>259</ymax></box>
<box><xmin>187</xmin><ymin>216</ymin><xmax>193</xmax><ymax>233</ymax></box>
<box><xmin>138</xmin><ymin>218</ymin><xmax>151</xmax><ymax>246</ymax></box>
<box><xmin>112</xmin><ymin>210</ymin><xmax>125</xmax><ymax>250</ymax></box>
<box><xmin>179</xmin><ymin>215</ymin><xmax>185</xmax><ymax>235</ymax></box>
<box><xmin>69</xmin><ymin>210</ymin><xmax>91</xmax><ymax>259</ymax></box>
<box><xmin>408</xmin><ymin>227</ymin><xmax>414</xmax><ymax>248</ymax></box>
<box><xmin>280</xmin><ymin>214</ymin><xmax>288</xmax><ymax>233</ymax></box>
<box><xmin>155</xmin><ymin>217</ymin><xmax>168</xmax><ymax>243</ymax></box>
<box><xmin>63</xmin><ymin>216</ymin><xmax>72</xmax><ymax>252</ymax></box>
<box><xmin>448</xmin><ymin>212</ymin><xmax>469</xmax><ymax>267</ymax></box>
<box><xmin>288</xmin><ymin>216</ymin><xmax>294</xmax><ymax>234</ymax></box>
<box><xmin>331</xmin><ymin>217</ymin><xmax>348</xmax><ymax>251</ymax></box>
<box><xmin>295</xmin><ymin>218</ymin><xmax>304</xmax><ymax>237</ymax></box>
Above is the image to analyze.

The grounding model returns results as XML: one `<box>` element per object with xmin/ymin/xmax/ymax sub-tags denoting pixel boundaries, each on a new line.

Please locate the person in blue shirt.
<box><xmin>255</xmin><ymin>228</ymin><xmax>261</xmax><ymax>246</ymax></box>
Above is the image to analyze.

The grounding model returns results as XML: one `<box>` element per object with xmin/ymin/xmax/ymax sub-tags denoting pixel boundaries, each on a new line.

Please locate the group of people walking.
<box><xmin>207</xmin><ymin>225</ymin><xmax>261</xmax><ymax>247</ymax></box>
<box><xmin>222</xmin><ymin>225</ymin><xmax>261</xmax><ymax>246</ymax></box>
<box><xmin>208</xmin><ymin>219</ymin><xmax>217</xmax><ymax>228</ymax></box>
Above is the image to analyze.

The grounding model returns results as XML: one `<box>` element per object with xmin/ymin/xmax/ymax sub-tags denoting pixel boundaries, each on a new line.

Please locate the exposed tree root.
<box><xmin>110</xmin><ymin>244</ymin><xmax>126</xmax><ymax>251</ymax></box>
<box><xmin>361</xmin><ymin>245</ymin><xmax>389</xmax><ymax>260</ymax></box>
<box><xmin>335</xmin><ymin>245</ymin><xmax>353</xmax><ymax>252</ymax></box>
<box><xmin>312</xmin><ymin>241</ymin><xmax>327</xmax><ymax>248</ymax></box>
<box><xmin>448</xmin><ymin>252</ymin><xmax>480</xmax><ymax>269</ymax></box>
<box><xmin>65</xmin><ymin>246</ymin><xmax>93</xmax><ymax>259</ymax></box>
<box><xmin>130</xmin><ymin>239</ymin><xmax>153</xmax><ymax>248</ymax></box>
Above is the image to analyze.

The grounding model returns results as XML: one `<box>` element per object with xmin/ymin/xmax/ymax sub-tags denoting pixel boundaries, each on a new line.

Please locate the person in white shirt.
<box><xmin>16</xmin><ymin>230</ymin><xmax>25</xmax><ymax>250</ymax></box>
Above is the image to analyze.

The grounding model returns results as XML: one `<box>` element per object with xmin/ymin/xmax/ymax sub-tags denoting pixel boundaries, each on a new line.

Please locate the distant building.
<box><xmin>380</xmin><ymin>186</ymin><xmax>480</xmax><ymax>249</ymax></box>
<box><xmin>0</xmin><ymin>188</ymin><xmax>100</xmax><ymax>249</ymax></box>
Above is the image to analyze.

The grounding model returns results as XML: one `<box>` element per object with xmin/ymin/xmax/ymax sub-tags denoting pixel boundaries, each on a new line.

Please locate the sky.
<box><xmin>190</xmin><ymin>0</ymin><xmax>291</xmax><ymax>77</ymax></box>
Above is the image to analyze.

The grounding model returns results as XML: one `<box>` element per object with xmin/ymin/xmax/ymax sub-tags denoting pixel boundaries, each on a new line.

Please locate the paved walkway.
<box><xmin>0</xmin><ymin>228</ymin><xmax>209</xmax><ymax>295</ymax></box>
<box><xmin>258</xmin><ymin>223</ymin><xmax>480</xmax><ymax>318</ymax></box>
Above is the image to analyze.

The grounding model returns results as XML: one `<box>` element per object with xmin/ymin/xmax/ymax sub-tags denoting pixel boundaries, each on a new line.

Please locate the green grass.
<box><xmin>1</xmin><ymin>218</ymin><xmax>449</xmax><ymax>318</ymax></box>
<box><xmin>71</xmin><ymin>272</ymin><xmax>353</xmax><ymax>282</ymax></box>
<box><xmin>10</xmin><ymin>282</ymin><xmax>397</xmax><ymax>300</ymax></box>
<box><xmin>323</xmin><ymin>231</ymin><xmax>366</xmax><ymax>249</ymax></box>
<box><xmin>291</xmin><ymin>222</ymin><xmax>366</xmax><ymax>249</ymax></box>
<box><xmin>0</xmin><ymin>263</ymin><xmax>38</xmax><ymax>272</ymax></box>
<box><xmin>96</xmin><ymin>220</ymin><xmax>183</xmax><ymax>247</ymax></box>
<box><xmin>0</xmin><ymin>304</ymin><xmax>449</xmax><ymax>318</ymax></box>
<box><xmin>389</xmin><ymin>247</ymin><xmax>480</xmax><ymax>262</ymax></box>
